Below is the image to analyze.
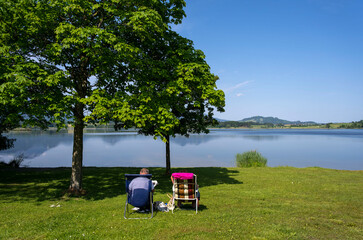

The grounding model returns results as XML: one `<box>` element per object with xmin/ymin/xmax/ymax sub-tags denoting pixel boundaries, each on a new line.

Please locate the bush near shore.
<box><xmin>236</xmin><ymin>150</ymin><xmax>267</xmax><ymax>167</ymax></box>
<box><xmin>0</xmin><ymin>167</ymin><xmax>362</xmax><ymax>239</ymax></box>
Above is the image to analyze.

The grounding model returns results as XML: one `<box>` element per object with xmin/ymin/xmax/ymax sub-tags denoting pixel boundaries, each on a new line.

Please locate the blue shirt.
<box><xmin>129</xmin><ymin>177</ymin><xmax>154</xmax><ymax>193</ymax></box>
<box><xmin>128</xmin><ymin>176</ymin><xmax>154</xmax><ymax>207</ymax></box>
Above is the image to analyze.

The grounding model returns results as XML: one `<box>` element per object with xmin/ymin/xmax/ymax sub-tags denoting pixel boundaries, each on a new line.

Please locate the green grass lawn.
<box><xmin>0</xmin><ymin>167</ymin><xmax>362</xmax><ymax>239</ymax></box>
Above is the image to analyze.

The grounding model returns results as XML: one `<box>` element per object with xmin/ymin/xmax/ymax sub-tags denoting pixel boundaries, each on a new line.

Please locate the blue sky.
<box><xmin>173</xmin><ymin>0</ymin><xmax>363</xmax><ymax>123</ymax></box>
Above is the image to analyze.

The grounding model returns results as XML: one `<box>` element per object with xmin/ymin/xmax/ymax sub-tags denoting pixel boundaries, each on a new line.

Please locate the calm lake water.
<box><xmin>1</xmin><ymin>129</ymin><xmax>363</xmax><ymax>170</ymax></box>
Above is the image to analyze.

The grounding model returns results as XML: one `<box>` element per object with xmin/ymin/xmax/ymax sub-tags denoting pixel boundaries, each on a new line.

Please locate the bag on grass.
<box><xmin>153</xmin><ymin>201</ymin><xmax>168</xmax><ymax>212</ymax></box>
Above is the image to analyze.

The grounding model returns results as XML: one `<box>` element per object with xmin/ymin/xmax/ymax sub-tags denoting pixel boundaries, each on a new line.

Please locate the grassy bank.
<box><xmin>1</xmin><ymin>167</ymin><xmax>362</xmax><ymax>239</ymax></box>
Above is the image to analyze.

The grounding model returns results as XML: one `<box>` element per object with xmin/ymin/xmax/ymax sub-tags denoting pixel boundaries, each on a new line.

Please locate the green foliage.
<box><xmin>0</xmin><ymin>0</ymin><xmax>188</xmax><ymax>131</ymax></box>
<box><xmin>89</xmin><ymin>30</ymin><xmax>225</xmax><ymax>141</ymax></box>
<box><xmin>236</xmin><ymin>150</ymin><xmax>267</xmax><ymax>167</ymax></box>
<box><xmin>0</xmin><ymin>0</ymin><xmax>195</xmax><ymax>189</ymax></box>
<box><xmin>115</xmin><ymin>29</ymin><xmax>226</xmax><ymax>173</ymax></box>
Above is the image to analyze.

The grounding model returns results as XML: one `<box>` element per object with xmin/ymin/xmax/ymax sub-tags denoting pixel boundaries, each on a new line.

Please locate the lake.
<box><xmin>1</xmin><ymin>129</ymin><xmax>362</xmax><ymax>170</ymax></box>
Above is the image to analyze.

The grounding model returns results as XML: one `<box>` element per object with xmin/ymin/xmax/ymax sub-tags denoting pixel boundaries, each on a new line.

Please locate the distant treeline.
<box><xmin>215</xmin><ymin>120</ymin><xmax>363</xmax><ymax>129</ymax></box>
<box><xmin>337</xmin><ymin>120</ymin><xmax>363</xmax><ymax>129</ymax></box>
<box><xmin>10</xmin><ymin>120</ymin><xmax>363</xmax><ymax>131</ymax></box>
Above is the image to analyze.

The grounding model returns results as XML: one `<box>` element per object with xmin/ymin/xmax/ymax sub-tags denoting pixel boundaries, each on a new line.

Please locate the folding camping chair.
<box><xmin>124</xmin><ymin>174</ymin><xmax>154</xmax><ymax>219</ymax></box>
<box><xmin>171</xmin><ymin>173</ymin><xmax>198</xmax><ymax>214</ymax></box>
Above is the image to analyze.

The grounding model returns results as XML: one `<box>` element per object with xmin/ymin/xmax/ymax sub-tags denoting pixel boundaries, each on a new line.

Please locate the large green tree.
<box><xmin>137</xmin><ymin>32</ymin><xmax>225</xmax><ymax>174</ymax></box>
<box><xmin>0</xmin><ymin>0</ymin><xmax>186</xmax><ymax>193</ymax></box>
<box><xmin>87</xmin><ymin>30</ymin><xmax>225</xmax><ymax>174</ymax></box>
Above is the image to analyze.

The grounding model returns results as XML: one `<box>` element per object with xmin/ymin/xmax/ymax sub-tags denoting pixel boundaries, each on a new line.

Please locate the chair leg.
<box><xmin>150</xmin><ymin>192</ymin><xmax>154</xmax><ymax>219</ymax></box>
<box><xmin>172</xmin><ymin>197</ymin><xmax>175</xmax><ymax>214</ymax></box>
<box><xmin>196</xmin><ymin>199</ymin><xmax>198</xmax><ymax>214</ymax></box>
<box><xmin>124</xmin><ymin>196</ymin><xmax>129</xmax><ymax>219</ymax></box>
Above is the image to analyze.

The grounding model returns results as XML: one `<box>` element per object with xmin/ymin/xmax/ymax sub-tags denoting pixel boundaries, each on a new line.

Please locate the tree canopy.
<box><xmin>135</xmin><ymin>32</ymin><xmax>225</xmax><ymax>173</ymax></box>
<box><xmin>0</xmin><ymin>0</ymin><xmax>224</xmax><ymax>188</ymax></box>
<box><xmin>85</xmin><ymin>29</ymin><xmax>225</xmax><ymax>173</ymax></box>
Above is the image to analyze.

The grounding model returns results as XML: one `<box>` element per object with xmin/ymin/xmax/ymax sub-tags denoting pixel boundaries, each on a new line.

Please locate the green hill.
<box><xmin>240</xmin><ymin>116</ymin><xmax>317</xmax><ymax>125</ymax></box>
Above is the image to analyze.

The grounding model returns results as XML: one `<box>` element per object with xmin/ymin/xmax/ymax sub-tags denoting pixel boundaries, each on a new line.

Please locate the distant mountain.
<box><xmin>239</xmin><ymin>116</ymin><xmax>317</xmax><ymax>125</ymax></box>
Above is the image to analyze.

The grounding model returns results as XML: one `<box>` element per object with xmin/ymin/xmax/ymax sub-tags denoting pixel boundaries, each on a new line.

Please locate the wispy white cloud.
<box><xmin>236</xmin><ymin>93</ymin><xmax>244</xmax><ymax>97</ymax></box>
<box><xmin>225</xmin><ymin>81</ymin><xmax>253</xmax><ymax>93</ymax></box>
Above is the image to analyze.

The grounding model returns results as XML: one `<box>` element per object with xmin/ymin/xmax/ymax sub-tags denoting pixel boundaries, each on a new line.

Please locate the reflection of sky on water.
<box><xmin>1</xmin><ymin>129</ymin><xmax>362</xmax><ymax>170</ymax></box>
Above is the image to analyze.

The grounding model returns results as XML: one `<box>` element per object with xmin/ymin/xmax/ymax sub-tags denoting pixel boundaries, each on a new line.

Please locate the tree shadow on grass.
<box><xmin>0</xmin><ymin>167</ymin><xmax>242</xmax><ymax>202</ymax></box>
<box><xmin>0</xmin><ymin>168</ymin><xmax>70</xmax><ymax>202</ymax></box>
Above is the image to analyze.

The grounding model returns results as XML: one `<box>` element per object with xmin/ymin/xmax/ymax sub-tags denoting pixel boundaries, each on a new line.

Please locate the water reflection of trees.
<box><xmin>171</xmin><ymin>133</ymin><xmax>283</xmax><ymax>146</ymax></box>
<box><xmin>0</xmin><ymin>131</ymin><xmax>284</xmax><ymax>162</ymax></box>
<box><xmin>85</xmin><ymin>133</ymin><xmax>139</xmax><ymax>146</ymax></box>
<box><xmin>1</xmin><ymin>132</ymin><xmax>148</xmax><ymax>161</ymax></box>
<box><xmin>0</xmin><ymin>132</ymin><xmax>72</xmax><ymax>160</ymax></box>
<box><xmin>241</xmin><ymin>135</ymin><xmax>282</xmax><ymax>141</ymax></box>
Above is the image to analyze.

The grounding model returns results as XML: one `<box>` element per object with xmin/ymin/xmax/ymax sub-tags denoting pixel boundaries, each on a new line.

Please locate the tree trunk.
<box><xmin>67</xmin><ymin>60</ymin><xmax>88</xmax><ymax>195</ymax></box>
<box><xmin>165</xmin><ymin>135</ymin><xmax>171</xmax><ymax>175</ymax></box>
<box><xmin>69</xmin><ymin>102</ymin><xmax>85</xmax><ymax>195</ymax></box>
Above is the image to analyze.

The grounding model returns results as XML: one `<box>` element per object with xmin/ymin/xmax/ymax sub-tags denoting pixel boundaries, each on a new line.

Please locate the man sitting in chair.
<box><xmin>128</xmin><ymin>168</ymin><xmax>154</xmax><ymax>211</ymax></box>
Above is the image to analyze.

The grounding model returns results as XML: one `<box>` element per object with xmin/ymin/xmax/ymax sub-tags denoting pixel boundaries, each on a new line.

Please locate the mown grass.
<box><xmin>0</xmin><ymin>167</ymin><xmax>362</xmax><ymax>239</ymax></box>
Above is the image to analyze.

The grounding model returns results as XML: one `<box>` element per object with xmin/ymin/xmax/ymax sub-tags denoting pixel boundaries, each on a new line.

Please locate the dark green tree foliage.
<box><xmin>0</xmin><ymin>51</ymin><xmax>57</xmax><ymax>150</ymax></box>
<box><xmin>131</xmin><ymin>32</ymin><xmax>225</xmax><ymax>174</ymax></box>
<box><xmin>84</xmin><ymin>19</ymin><xmax>225</xmax><ymax>174</ymax></box>
<box><xmin>0</xmin><ymin>0</ymin><xmax>187</xmax><ymax>193</ymax></box>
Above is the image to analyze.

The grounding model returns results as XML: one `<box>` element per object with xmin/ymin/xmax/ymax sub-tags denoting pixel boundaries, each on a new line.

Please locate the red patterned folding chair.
<box><xmin>171</xmin><ymin>172</ymin><xmax>198</xmax><ymax>214</ymax></box>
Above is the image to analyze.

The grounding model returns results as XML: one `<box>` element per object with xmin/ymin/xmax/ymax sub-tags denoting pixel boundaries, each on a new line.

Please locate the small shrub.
<box><xmin>8</xmin><ymin>153</ymin><xmax>25</xmax><ymax>168</ymax></box>
<box><xmin>236</xmin><ymin>150</ymin><xmax>267</xmax><ymax>168</ymax></box>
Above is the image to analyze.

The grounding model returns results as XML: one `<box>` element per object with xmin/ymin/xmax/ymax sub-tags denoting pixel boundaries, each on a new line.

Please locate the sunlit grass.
<box><xmin>0</xmin><ymin>167</ymin><xmax>362</xmax><ymax>239</ymax></box>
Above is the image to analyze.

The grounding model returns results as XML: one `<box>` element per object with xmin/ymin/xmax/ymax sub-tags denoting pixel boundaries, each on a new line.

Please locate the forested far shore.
<box><xmin>6</xmin><ymin>119</ymin><xmax>363</xmax><ymax>132</ymax></box>
<box><xmin>214</xmin><ymin>120</ymin><xmax>363</xmax><ymax>129</ymax></box>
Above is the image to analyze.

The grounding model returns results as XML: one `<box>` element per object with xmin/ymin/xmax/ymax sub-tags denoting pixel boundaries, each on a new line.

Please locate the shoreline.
<box><xmin>8</xmin><ymin>125</ymin><xmax>363</xmax><ymax>133</ymax></box>
<box><xmin>2</xmin><ymin>166</ymin><xmax>362</xmax><ymax>172</ymax></box>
